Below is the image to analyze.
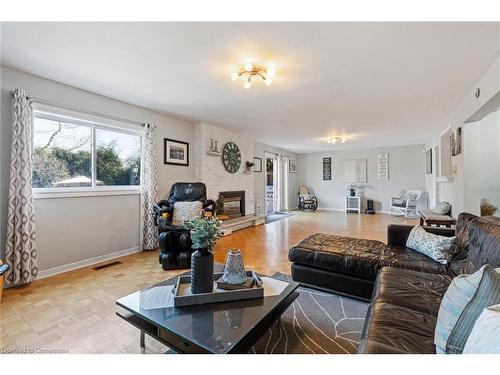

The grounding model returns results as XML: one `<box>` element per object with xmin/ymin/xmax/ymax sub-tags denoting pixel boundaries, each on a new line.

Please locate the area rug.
<box><xmin>265</xmin><ymin>212</ymin><xmax>294</xmax><ymax>224</ymax></box>
<box><xmin>163</xmin><ymin>266</ymin><xmax>368</xmax><ymax>354</ymax></box>
<box><xmin>249</xmin><ymin>273</ymin><xmax>368</xmax><ymax>354</ymax></box>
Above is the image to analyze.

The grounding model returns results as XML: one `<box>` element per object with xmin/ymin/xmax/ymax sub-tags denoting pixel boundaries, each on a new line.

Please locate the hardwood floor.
<box><xmin>0</xmin><ymin>211</ymin><xmax>417</xmax><ymax>354</ymax></box>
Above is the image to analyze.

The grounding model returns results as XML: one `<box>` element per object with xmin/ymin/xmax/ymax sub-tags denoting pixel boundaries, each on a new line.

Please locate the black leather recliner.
<box><xmin>153</xmin><ymin>182</ymin><xmax>215</xmax><ymax>270</ymax></box>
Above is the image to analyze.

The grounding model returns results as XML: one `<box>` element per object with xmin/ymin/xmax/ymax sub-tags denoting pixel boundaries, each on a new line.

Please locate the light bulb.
<box><xmin>267</xmin><ymin>67</ymin><xmax>276</xmax><ymax>78</ymax></box>
<box><xmin>230</xmin><ymin>72</ymin><xmax>239</xmax><ymax>81</ymax></box>
<box><xmin>244</xmin><ymin>80</ymin><xmax>251</xmax><ymax>89</ymax></box>
<box><xmin>264</xmin><ymin>78</ymin><xmax>272</xmax><ymax>86</ymax></box>
<box><xmin>244</xmin><ymin>61</ymin><xmax>253</xmax><ymax>72</ymax></box>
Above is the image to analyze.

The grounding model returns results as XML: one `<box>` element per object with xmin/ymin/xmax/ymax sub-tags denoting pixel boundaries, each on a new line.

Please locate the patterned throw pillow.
<box><xmin>432</xmin><ymin>201</ymin><xmax>451</xmax><ymax>215</ymax></box>
<box><xmin>172</xmin><ymin>201</ymin><xmax>203</xmax><ymax>227</ymax></box>
<box><xmin>406</xmin><ymin>226</ymin><xmax>456</xmax><ymax>264</ymax></box>
<box><xmin>446</xmin><ymin>265</ymin><xmax>500</xmax><ymax>353</ymax></box>
<box><xmin>463</xmin><ymin>304</ymin><xmax>500</xmax><ymax>354</ymax></box>
<box><xmin>434</xmin><ymin>265</ymin><xmax>500</xmax><ymax>353</ymax></box>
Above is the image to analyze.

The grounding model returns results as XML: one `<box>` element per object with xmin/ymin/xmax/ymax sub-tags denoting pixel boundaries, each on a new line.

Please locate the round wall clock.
<box><xmin>222</xmin><ymin>142</ymin><xmax>241</xmax><ymax>173</ymax></box>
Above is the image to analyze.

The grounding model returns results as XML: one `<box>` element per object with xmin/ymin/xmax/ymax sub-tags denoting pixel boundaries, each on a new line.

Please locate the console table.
<box><xmin>345</xmin><ymin>196</ymin><xmax>361</xmax><ymax>213</ymax></box>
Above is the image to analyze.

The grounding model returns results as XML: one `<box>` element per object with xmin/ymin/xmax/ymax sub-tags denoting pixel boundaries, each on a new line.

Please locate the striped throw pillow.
<box><xmin>445</xmin><ymin>265</ymin><xmax>500</xmax><ymax>353</ymax></box>
<box><xmin>434</xmin><ymin>265</ymin><xmax>500</xmax><ymax>353</ymax></box>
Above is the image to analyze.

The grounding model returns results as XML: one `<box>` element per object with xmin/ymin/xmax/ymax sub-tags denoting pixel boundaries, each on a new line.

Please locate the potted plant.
<box><xmin>184</xmin><ymin>216</ymin><xmax>222</xmax><ymax>294</ymax></box>
<box><xmin>348</xmin><ymin>184</ymin><xmax>357</xmax><ymax>197</ymax></box>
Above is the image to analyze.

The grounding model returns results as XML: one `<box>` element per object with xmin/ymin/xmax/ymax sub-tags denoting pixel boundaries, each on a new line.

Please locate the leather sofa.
<box><xmin>153</xmin><ymin>182</ymin><xmax>215</xmax><ymax>270</ymax></box>
<box><xmin>358</xmin><ymin>214</ymin><xmax>500</xmax><ymax>353</ymax></box>
<box><xmin>288</xmin><ymin>220</ymin><xmax>466</xmax><ymax>300</ymax></box>
<box><xmin>288</xmin><ymin>213</ymin><xmax>500</xmax><ymax>353</ymax></box>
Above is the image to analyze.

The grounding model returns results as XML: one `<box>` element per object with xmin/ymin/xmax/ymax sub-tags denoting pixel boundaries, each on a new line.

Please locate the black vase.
<box><xmin>191</xmin><ymin>247</ymin><xmax>214</xmax><ymax>294</ymax></box>
<box><xmin>350</xmin><ymin>190</ymin><xmax>356</xmax><ymax>196</ymax></box>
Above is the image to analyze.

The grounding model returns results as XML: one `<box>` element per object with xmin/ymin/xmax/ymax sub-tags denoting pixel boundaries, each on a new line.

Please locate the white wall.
<box><xmin>0</xmin><ymin>66</ymin><xmax>196</xmax><ymax>274</ymax></box>
<box><xmin>464</xmin><ymin>109</ymin><xmax>500</xmax><ymax>216</ymax></box>
<box><xmin>425</xmin><ymin>55</ymin><xmax>500</xmax><ymax>217</ymax></box>
<box><xmin>253</xmin><ymin>142</ymin><xmax>298</xmax><ymax>214</ymax></box>
<box><xmin>298</xmin><ymin>145</ymin><xmax>426</xmax><ymax>213</ymax></box>
<box><xmin>195</xmin><ymin>122</ymin><xmax>255</xmax><ymax>215</ymax></box>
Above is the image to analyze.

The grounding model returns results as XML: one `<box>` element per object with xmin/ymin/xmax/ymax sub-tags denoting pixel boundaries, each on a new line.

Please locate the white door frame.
<box><xmin>265</xmin><ymin>152</ymin><xmax>278</xmax><ymax>214</ymax></box>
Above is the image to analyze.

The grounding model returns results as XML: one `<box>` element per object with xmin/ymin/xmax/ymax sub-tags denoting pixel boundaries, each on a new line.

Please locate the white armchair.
<box><xmin>391</xmin><ymin>190</ymin><xmax>422</xmax><ymax>218</ymax></box>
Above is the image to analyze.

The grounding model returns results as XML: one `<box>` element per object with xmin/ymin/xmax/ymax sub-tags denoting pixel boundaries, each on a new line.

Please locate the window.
<box><xmin>33</xmin><ymin>110</ymin><xmax>142</xmax><ymax>195</ymax></box>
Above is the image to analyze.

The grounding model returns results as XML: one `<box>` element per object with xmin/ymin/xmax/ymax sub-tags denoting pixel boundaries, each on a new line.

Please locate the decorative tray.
<box><xmin>172</xmin><ymin>271</ymin><xmax>264</xmax><ymax>307</ymax></box>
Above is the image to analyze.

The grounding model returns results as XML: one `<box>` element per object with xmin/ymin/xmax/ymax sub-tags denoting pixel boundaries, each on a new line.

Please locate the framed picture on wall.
<box><xmin>164</xmin><ymin>138</ymin><xmax>189</xmax><ymax>166</ymax></box>
<box><xmin>451</xmin><ymin>127</ymin><xmax>462</xmax><ymax>156</ymax></box>
<box><xmin>323</xmin><ymin>157</ymin><xmax>332</xmax><ymax>180</ymax></box>
<box><xmin>289</xmin><ymin>160</ymin><xmax>297</xmax><ymax>173</ymax></box>
<box><xmin>425</xmin><ymin>148</ymin><xmax>432</xmax><ymax>174</ymax></box>
<box><xmin>253</xmin><ymin>157</ymin><xmax>262</xmax><ymax>172</ymax></box>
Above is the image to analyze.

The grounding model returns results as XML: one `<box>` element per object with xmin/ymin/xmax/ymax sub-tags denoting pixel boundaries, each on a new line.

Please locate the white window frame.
<box><xmin>32</xmin><ymin>105</ymin><xmax>143</xmax><ymax>199</ymax></box>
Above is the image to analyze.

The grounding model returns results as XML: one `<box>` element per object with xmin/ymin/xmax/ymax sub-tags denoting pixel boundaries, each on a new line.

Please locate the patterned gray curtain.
<box><xmin>5</xmin><ymin>89</ymin><xmax>38</xmax><ymax>285</ymax></box>
<box><xmin>140</xmin><ymin>123</ymin><xmax>159</xmax><ymax>250</ymax></box>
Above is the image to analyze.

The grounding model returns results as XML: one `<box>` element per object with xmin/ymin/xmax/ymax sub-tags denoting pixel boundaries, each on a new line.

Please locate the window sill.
<box><xmin>33</xmin><ymin>189</ymin><xmax>141</xmax><ymax>199</ymax></box>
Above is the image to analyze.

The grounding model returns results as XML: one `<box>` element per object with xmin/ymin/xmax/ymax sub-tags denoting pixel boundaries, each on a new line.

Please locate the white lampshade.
<box><xmin>230</xmin><ymin>72</ymin><xmax>239</xmax><ymax>81</ymax></box>
<box><xmin>244</xmin><ymin>61</ymin><xmax>253</xmax><ymax>72</ymax></box>
<box><xmin>244</xmin><ymin>80</ymin><xmax>251</xmax><ymax>89</ymax></box>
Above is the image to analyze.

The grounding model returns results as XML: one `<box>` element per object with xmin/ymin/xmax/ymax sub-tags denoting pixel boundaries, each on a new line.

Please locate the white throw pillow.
<box><xmin>406</xmin><ymin>226</ymin><xmax>456</xmax><ymax>264</ymax></box>
<box><xmin>432</xmin><ymin>201</ymin><xmax>451</xmax><ymax>215</ymax></box>
<box><xmin>463</xmin><ymin>304</ymin><xmax>500</xmax><ymax>354</ymax></box>
<box><xmin>172</xmin><ymin>201</ymin><xmax>203</xmax><ymax>227</ymax></box>
<box><xmin>434</xmin><ymin>266</ymin><xmax>500</xmax><ymax>353</ymax></box>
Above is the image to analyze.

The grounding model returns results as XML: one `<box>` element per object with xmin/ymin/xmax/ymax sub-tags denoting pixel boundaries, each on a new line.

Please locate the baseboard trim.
<box><xmin>36</xmin><ymin>246</ymin><xmax>142</xmax><ymax>280</ymax></box>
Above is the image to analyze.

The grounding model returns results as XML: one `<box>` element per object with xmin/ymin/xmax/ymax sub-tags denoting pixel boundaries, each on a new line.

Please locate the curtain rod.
<box><xmin>10</xmin><ymin>91</ymin><xmax>145</xmax><ymax>127</ymax></box>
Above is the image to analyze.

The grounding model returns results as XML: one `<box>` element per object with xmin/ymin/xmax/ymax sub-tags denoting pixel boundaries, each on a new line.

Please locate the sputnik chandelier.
<box><xmin>230</xmin><ymin>61</ymin><xmax>276</xmax><ymax>89</ymax></box>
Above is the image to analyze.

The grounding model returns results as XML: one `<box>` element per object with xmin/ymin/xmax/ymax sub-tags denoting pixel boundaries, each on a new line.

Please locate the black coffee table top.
<box><xmin>116</xmin><ymin>275</ymin><xmax>299</xmax><ymax>353</ymax></box>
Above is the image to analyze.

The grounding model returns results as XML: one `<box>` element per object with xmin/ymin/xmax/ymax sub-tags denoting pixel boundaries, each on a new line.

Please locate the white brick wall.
<box><xmin>195</xmin><ymin>123</ymin><xmax>255</xmax><ymax>215</ymax></box>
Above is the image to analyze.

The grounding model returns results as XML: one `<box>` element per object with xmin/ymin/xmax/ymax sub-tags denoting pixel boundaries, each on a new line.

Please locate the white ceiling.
<box><xmin>2</xmin><ymin>22</ymin><xmax>499</xmax><ymax>153</ymax></box>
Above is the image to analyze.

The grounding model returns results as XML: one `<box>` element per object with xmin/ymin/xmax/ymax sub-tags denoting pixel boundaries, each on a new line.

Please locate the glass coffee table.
<box><xmin>116</xmin><ymin>275</ymin><xmax>299</xmax><ymax>353</ymax></box>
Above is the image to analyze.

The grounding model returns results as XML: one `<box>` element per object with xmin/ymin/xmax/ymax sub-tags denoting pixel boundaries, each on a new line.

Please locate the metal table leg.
<box><xmin>140</xmin><ymin>331</ymin><xmax>145</xmax><ymax>348</ymax></box>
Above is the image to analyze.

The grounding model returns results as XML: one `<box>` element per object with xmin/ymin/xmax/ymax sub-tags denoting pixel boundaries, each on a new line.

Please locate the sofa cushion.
<box><xmin>465</xmin><ymin>217</ymin><xmax>500</xmax><ymax>273</ymax></box>
<box><xmin>406</xmin><ymin>226</ymin><xmax>456</xmax><ymax>264</ymax></box>
<box><xmin>288</xmin><ymin>233</ymin><xmax>387</xmax><ymax>280</ymax></box>
<box><xmin>370</xmin><ymin>267</ymin><xmax>451</xmax><ymax>317</ymax></box>
<box><xmin>289</xmin><ymin>233</ymin><xmax>449</xmax><ymax>281</ymax></box>
<box><xmin>447</xmin><ymin>212</ymin><xmax>480</xmax><ymax>275</ymax></box>
<box><xmin>358</xmin><ymin>267</ymin><xmax>451</xmax><ymax>354</ymax></box>
<box><xmin>359</xmin><ymin>302</ymin><xmax>437</xmax><ymax>354</ymax></box>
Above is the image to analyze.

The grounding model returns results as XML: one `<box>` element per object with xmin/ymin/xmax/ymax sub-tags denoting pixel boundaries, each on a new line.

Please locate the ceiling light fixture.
<box><xmin>231</xmin><ymin>61</ymin><xmax>276</xmax><ymax>88</ymax></box>
<box><xmin>327</xmin><ymin>136</ymin><xmax>347</xmax><ymax>144</ymax></box>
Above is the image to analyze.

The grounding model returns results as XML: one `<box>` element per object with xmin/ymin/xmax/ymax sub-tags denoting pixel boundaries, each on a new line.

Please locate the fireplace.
<box><xmin>219</xmin><ymin>191</ymin><xmax>245</xmax><ymax>219</ymax></box>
